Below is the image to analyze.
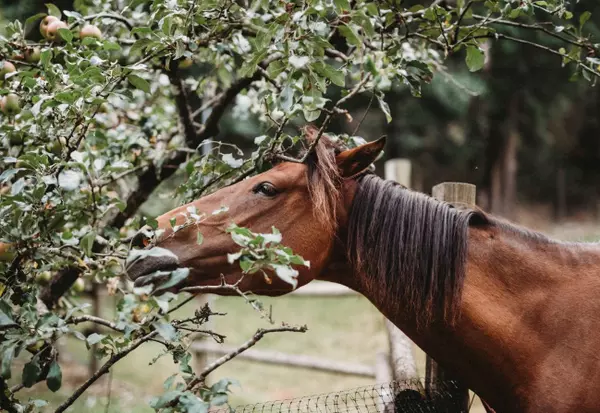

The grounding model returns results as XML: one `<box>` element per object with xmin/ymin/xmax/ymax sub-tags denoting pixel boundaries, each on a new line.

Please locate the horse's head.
<box><xmin>126</xmin><ymin>132</ymin><xmax>385</xmax><ymax>295</ymax></box>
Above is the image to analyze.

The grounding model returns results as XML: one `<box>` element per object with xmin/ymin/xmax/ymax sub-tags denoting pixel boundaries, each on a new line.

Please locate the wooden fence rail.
<box><xmin>190</xmin><ymin>341</ymin><xmax>377</xmax><ymax>378</ymax></box>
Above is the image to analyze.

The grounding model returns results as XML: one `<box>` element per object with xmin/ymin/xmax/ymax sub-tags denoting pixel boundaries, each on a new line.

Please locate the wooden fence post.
<box><xmin>383</xmin><ymin>159</ymin><xmax>418</xmax><ymax>384</ymax></box>
<box><xmin>428</xmin><ymin>182</ymin><xmax>475</xmax><ymax>412</ymax></box>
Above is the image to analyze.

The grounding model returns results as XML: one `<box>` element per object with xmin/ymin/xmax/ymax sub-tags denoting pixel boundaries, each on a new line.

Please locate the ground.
<box><xmin>10</xmin><ymin>209</ymin><xmax>600</xmax><ymax>413</ymax></box>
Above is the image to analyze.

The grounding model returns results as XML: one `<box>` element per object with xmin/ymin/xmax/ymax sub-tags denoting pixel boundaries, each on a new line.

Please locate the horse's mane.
<box><xmin>299</xmin><ymin>125</ymin><xmax>589</xmax><ymax>326</ymax></box>
<box><xmin>300</xmin><ymin>126</ymin><xmax>487</xmax><ymax>325</ymax></box>
<box><xmin>346</xmin><ymin>174</ymin><xmax>486</xmax><ymax>326</ymax></box>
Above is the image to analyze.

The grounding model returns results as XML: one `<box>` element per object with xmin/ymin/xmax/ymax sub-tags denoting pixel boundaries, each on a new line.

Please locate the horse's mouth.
<box><xmin>125</xmin><ymin>247</ymin><xmax>181</xmax><ymax>286</ymax></box>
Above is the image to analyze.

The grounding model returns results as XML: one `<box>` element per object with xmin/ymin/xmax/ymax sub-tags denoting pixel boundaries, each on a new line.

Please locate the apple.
<box><xmin>26</xmin><ymin>340</ymin><xmax>46</xmax><ymax>353</ymax></box>
<box><xmin>40</xmin><ymin>15</ymin><xmax>59</xmax><ymax>38</ymax></box>
<box><xmin>0</xmin><ymin>61</ymin><xmax>16</xmax><ymax>82</ymax></box>
<box><xmin>0</xmin><ymin>243</ymin><xmax>14</xmax><ymax>262</ymax></box>
<box><xmin>178</xmin><ymin>57</ymin><xmax>193</xmax><ymax>69</ymax></box>
<box><xmin>45</xmin><ymin>136</ymin><xmax>66</xmax><ymax>155</ymax></box>
<box><xmin>24</xmin><ymin>47</ymin><xmax>41</xmax><ymax>63</ymax></box>
<box><xmin>71</xmin><ymin>277</ymin><xmax>85</xmax><ymax>293</ymax></box>
<box><xmin>1</xmin><ymin>93</ymin><xmax>21</xmax><ymax>116</ymax></box>
<box><xmin>45</xmin><ymin>20</ymin><xmax>68</xmax><ymax>42</ymax></box>
<box><xmin>35</xmin><ymin>271</ymin><xmax>52</xmax><ymax>285</ymax></box>
<box><xmin>80</xmin><ymin>24</ymin><xmax>102</xmax><ymax>40</ymax></box>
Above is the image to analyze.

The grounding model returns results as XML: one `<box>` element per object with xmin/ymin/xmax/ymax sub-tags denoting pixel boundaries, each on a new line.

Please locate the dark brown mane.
<box><xmin>346</xmin><ymin>174</ymin><xmax>484</xmax><ymax>326</ymax></box>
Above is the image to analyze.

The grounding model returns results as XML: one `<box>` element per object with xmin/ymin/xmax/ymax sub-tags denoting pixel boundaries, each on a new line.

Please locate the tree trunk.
<box><xmin>501</xmin><ymin>94</ymin><xmax>520</xmax><ymax>220</ymax></box>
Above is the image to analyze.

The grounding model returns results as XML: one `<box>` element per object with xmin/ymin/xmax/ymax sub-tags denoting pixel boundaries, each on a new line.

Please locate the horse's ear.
<box><xmin>336</xmin><ymin>135</ymin><xmax>386</xmax><ymax>178</ymax></box>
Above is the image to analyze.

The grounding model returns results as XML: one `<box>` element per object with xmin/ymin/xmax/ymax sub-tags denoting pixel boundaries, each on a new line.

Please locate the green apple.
<box><xmin>1</xmin><ymin>94</ymin><xmax>21</xmax><ymax>116</ymax></box>
<box><xmin>24</xmin><ymin>47</ymin><xmax>41</xmax><ymax>63</ymax></box>
<box><xmin>35</xmin><ymin>271</ymin><xmax>52</xmax><ymax>285</ymax></box>
<box><xmin>45</xmin><ymin>136</ymin><xmax>66</xmax><ymax>155</ymax></box>
<box><xmin>26</xmin><ymin>340</ymin><xmax>46</xmax><ymax>353</ymax></box>
<box><xmin>71</xmin><ymin>277</ymin><xmax>85</xmax><ymax>293</ymax></box>
<box><xmin>0</xmin><ymin>61</ymin><xmax>16</xmax><ymax>82</ymax></box>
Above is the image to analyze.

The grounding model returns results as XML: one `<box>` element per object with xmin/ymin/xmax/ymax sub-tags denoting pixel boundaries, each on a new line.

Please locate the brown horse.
<box><xmin>127</xmin><ymin>130</ymin><xmax>600</xmax><ymax>413</ymax></box>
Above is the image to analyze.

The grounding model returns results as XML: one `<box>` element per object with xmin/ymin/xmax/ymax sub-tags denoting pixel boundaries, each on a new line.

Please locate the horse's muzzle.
<box><xmin>125</xmin><ymin>247</ymin><xmax>180</xmax><ymax>285</ymax></box>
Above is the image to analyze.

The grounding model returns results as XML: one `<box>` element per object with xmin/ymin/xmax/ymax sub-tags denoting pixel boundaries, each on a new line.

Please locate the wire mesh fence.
<box><xmin>216</xmin><ymin>380</ymin><xmax>470</xmax><ymax>413</ymax></box>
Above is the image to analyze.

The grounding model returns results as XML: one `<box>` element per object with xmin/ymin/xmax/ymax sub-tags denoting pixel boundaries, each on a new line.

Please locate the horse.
<box><xmin>126</xmin><ymin>128</ymin><xmax>600</xmax><ymax>413</ymax></box>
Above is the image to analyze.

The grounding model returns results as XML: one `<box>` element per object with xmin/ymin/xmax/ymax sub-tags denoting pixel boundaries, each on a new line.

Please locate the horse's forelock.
<box><xmin>303</xmin><ymin>125</ymin><xmax>343</xmax><ymax>235</ymax></box>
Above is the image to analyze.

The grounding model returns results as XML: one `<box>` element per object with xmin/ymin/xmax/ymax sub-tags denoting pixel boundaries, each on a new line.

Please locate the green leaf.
<box><xmin>25</xmin><ymin>13</ymin><xmax>47</xmax><ymax>34</ymax></box>
<box><xmin>0</xmin><ymin>307</ymin><xmax>16</xmax><ymax>327</ymax></box>
<box><xmin>80</xmin><ymin>231</ymin><xmax>96</xmax><ymax>257</ymax></box>
<box><xmin>86</xmin><ymin>333</ymin><xmax>105</xmax><ymax>346</ymax></box>
<box><xmin>377</xmin><ymin>95</ymin><xmax>392</xmax><ymax>123</ymax></box>
<box><xmin>153</xmin><ymin>268</ymin><xmax>190</xmax><ymax>293</ymax></box>
<box><xmin>1</xmin><ymin>346</ymin><xmax>15</xmax><ymax>379</ymax></box>
<box><xmin>152</xmin><ymin>321</ymin><xmax>178</xmax><ymax>341</ymax></box>
<box><xmin>46</xmin><ymin>360</ymin><xmax>62</xmax><ymax>392</ymax></box>
<box><xmin>22</xmin><ymin>358</ymin><xmax>42</xmax><ymax>388</ymax></box>
<box><xmin>312</xmin><ymin>62</ymin><xmax>345</xmax><ymax>87</ymax></box>
<box><xmin>164</xmin><ymin>373</ymin><xmax>178</xmax><ymax>390</ymax></box>
<box><xmin>334</xmin><ymin>0</ymin><xmax>351</xmax><ymax>12</ymax></box>
<box><xmin>197</xmin><ymin>232</ymin><xmax>204</xmax><ymax>246</ymax></box>
<box><xmin>103</xmin><ymin>41</ymin><xmax>122</xmax><ymax>51</ymax></box>
<box><xmin>57</xmin><ymin>28</ymin><xmax>73</xmax><ymax>43</ymax></box>
<box><xmin>46</xmin><ymin>3</ymin><xmax>62</xmax><ymax>18</ymax></box>
<box><xmin>338</xmin><ymin>25</ymin><xmax>360</xmax><ymax>46</ymax></box>
<box><xmin>128</xmin><ymin>74</ymin><xmax>151</xmax><ymax>93</ymax></box>
<box><xmin>580</xmin><ymin>11</ymin><xmax>592</xmax><ymax>30</ymax></box>
<box><xmin>146</xmin><ymin>217</ymin><xmax>159</xmax><ymax>230</ymax></box>
<box><xmin>465</xmin><ymin>46</ymin><xmax>485</xmax><ymax>72</ymax></box>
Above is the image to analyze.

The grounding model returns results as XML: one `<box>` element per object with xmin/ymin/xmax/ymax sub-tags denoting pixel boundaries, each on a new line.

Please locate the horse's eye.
<box><xmin>253</xmin><ymin>182</ymin><xmax>278</xmax><ymax>197</ymax></box>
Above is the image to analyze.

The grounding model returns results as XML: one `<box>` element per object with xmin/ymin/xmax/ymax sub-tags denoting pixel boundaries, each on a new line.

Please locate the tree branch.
<box><xmin>472</xmin><ymin>14</ymin><xmax>596</xmax><ymax>51</ymax></box>
<box><xmin>298</xmin><ymin>73</ymin><xmax>372</xmax><ymax>163</ymax></box>
<box><xmin>193</xmin><ymin>53</ymin><xmax>282</xmax><ymax>148</ymax></box>
<box><xmin>40</xmin><ymin>266</ymin><xmax>82</xmax><ymax>309</ymax></box>
<box><xmin>54</xmin><ymin>330</ymin><xmax>158</xmax><ymax>413</ymax></box>
<box><xmin>0</xmin><ymin>378</ymin><xmax>19</xmax><ymax>413</ymax></box>
<box><xmin>474</xmin><ymin>32</ymin><xmax>600</xmax><ymax>78</ymax></box>
<box><xmin>186</xmin><ymin>326</ymin><xmax>307</xmax><ymax>390</ymax></box>
<box><xmin>67</xmin><ymin>315</ymin><xmax>123</xmax><ymax>332</ymax></box>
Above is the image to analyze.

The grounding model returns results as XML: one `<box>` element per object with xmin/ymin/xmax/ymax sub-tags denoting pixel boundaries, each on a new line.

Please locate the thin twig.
<box><xmin>352</xmin><ymin>93</ymin><xmax>375</xmax><ymax>136</ymax></box>
<box><xmin>68</xmin><ymin>315</ymin><xmax>123</xmax><ymax>332</ymax></box>
<box><xmin>474</xmin><ymin>33</ymin><xmax>599</xmax><ymax>78</ymax></box>
<box><xmin>54</xmin><ymin>331</ymin><xmax>158</xmax><ymax>413</ymax></box>
<box><xmin>67</xmin><ymin>13</ymin><xmax>134</xmax><ymax>31</ymax></box>
<box><xmin>94</xmin><ymin>163</ymin><xmax>150</xmax><ymax>188</ymax></box>
<box><xmin>472</xmin><ymin>14</ymin><xmax>596</xmax><ymax>51</ymax></box>
<box><xmin>453</xmin><ymin>1</ymin><xmax>474</xmax><ymax>44</ymax></box>
<box><xmin>299</xmin><ymin>74</ymin><xmax>372</xmax><ymax>163</ymax></box>
<box><xmin>104</xmin><ymin>369</ymin><xmax>113</xmax><ymax>413</ymax></box>
<box><xmin>186</xmin><ymin>326</ymin><xmax>308</xmax><ymax>390</ymax></box>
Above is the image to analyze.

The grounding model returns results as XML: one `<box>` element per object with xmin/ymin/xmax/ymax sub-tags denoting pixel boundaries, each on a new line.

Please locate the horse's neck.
<box><xmin>352</xmin><ymin>224</ymin><xmax>600</xmax><ymax>411</ymax></box>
